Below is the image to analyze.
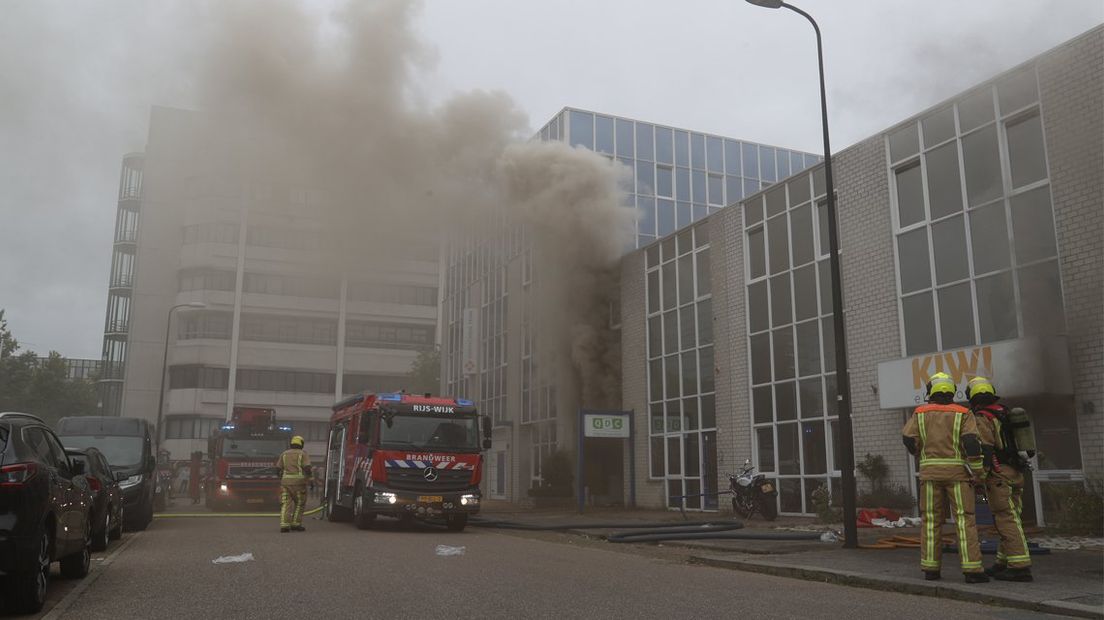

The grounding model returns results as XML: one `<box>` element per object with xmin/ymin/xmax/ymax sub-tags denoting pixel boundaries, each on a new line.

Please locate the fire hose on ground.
<box><xmin>468</xmin><ymin>518</ymin><xmax>825</xmax><ymax>543</ymax></box>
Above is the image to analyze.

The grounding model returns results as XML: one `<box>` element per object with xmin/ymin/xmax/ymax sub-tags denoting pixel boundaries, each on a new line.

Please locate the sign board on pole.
<box><xmin>584</xmin><ymin>413</ymin><xmax>630</xmax><ymax>438</ymax></box>
<box><xmin>577</xmin><ymin>409</ymin><xmax>635</xmax><ymax>514</ymax></box>
<box><xmin>461</xmin><ymin>308</ymin><xmax>479</xmax><ymax>376</ymax></box>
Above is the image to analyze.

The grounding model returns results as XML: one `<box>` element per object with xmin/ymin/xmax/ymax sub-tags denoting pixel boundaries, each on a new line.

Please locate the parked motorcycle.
<box><xmin>729</xmin><ymin>459</ymin><xmax>778</xmax><ymax>521</ymax></box>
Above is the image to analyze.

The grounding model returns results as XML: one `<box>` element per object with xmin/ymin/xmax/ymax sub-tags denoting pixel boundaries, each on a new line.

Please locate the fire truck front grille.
<box><xmin>384</xmin><ymin>468</ymin><xmax>473</xmax><ymax>492</ymax></box>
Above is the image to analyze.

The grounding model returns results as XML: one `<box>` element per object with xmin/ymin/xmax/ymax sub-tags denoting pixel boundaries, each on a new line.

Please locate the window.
<box><xmin>594</xmin><ymin>115</ymin><xmax>614</xmax><ymax>154</ymax></box>
<box><xmin>645</xmin><ymin>233</ymin><xmax>715</xmax><ymax>510</ymax></box>
<box><xmin>931</xmin><ymin>216</ymin><xmax>969</xmax><ymax>284</ymax></box>
<box><xmin>744</xmin><ymin>169</ymin><xmax>840</xmax><ymax>514</ymax></box>
<box><xmin>897</xmin><ymin>228</ymin><xmax>931</xmax><ymax>293</ymax></box>
<box><xmin>1006</xmin><ymin>114</ymin><xmax>1047</xmax><ymax>189</ymax></box>
<box><xmin>656</xmin><ymin>166</ymin><xmax>673</xmax><ymax>198</ymax></box>
<box><xmin>655</xmin><ymin>126</ymin><xmax>673</xmax><ymax>164</ymax></box>
<box><xmin>895</xmin><ymin>163</ymin><xmax>925</xmax><ymax>227</ymax></box>
<box><xmin>1010</xmin><ymin>187</ymin><xmax>1056</xmax><ymax>264</ymax></box>
<box><xmin>636</xmin><ymin>123</ymin><xmax>654</xmax><ymax>161</ymax></box>
<box><xmin>569</xmin><ymin>110</ymin><xmax>594</xmax><ymax>149</ymax></box>
<box><xmin>925</xmin><ymin>142</ymin><xmax>963</xmax><ymax>219</ymax></box>
<box><xmin>962</xmin><ymin>125</ymin><xmax>1001</xmax><ymax>206</ymax></box>
<box><xmin>166</xmin><ymin>416</ymin><xmax>222</xmax><ymax>440</ymax></box>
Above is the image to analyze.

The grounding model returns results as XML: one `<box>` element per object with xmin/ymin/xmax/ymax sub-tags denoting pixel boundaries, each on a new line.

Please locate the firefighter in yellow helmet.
<box><xmin>902</xmin><ymin>372</ymin><xmax>988</xmax><ymax>582</ymax></box>
<box><xmin>275</xmin><ymin>435</ymin><xmax>312</xmax><ymax>533</ymax></box>
<box><xmin>967</xmin><ymin>376</ymin><xmax>1034</xmax><ymax>581</ymax></box>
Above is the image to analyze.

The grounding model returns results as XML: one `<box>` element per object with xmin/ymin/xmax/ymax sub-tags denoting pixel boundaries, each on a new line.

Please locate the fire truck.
<box><xmin>205</xmin><ymin>407</ymin><xmax>292</xmax><ymax>511</ymax></box>
<box><xmin>324</xmin><ymin>392</ymin><xmax>491</xmax><ymax>531</ymax></box>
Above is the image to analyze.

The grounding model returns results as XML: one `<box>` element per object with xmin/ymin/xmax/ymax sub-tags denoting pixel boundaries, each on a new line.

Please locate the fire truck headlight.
<box><xmin>460</xmin><ymin>494</ymin><xmax>479</xmax><ymax>506</ymax></box>
<box><xmin>375</xmin><ymin>492</ymin><xmax>397</xmax><ymax>505</ymax></box>
<box><xmin>219</xmin><ymin>483</ymin><xmax>229</xmax><ymax>494</ymax></box>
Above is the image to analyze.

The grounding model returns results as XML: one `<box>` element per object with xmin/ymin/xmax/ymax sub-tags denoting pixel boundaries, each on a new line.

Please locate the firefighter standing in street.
<box><xmin>902</xmin><ymin>372</ymin><xmax>989</xmax><ymax>583</ymax></box>
<box><xmin>276</xmin><ymin>435</ymin><xmax>312</xmax><ymax>533</ymax></box>
<box><xmin>966</xmin><ymin>376</ymin><xmax>1035</xmax><ymax>581</ymax></box>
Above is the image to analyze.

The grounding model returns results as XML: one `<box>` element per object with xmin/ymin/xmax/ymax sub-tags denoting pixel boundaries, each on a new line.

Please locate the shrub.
<box><xmin>811</xmin><ymin>484</ymin><xmax>842</xmax><ymax>523</ymax></box>
<box><xmin>858</xmin><ymin>484</ymin><xmax>916</xmax><ymax>510</ymax></box>
<box><xmin>856</xmin><ymin>453</ymin><xmax>890</xmax><ymax>493</ymax></box>
<box><xmin>1049</xmin><ymin>479</ymin><xmax>1104</xmax><ymax>536</ymax></box>
<box><xmin>527</xmin><ymin>450</ymin><xmax>574</xmax><ymax>498</ymax></box>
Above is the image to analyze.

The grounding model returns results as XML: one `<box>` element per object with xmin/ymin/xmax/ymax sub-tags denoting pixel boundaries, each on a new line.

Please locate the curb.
<box><xmin>688</xmin><ymin>554</ymin><xmax>1103</xmax><ymax>619</ymax></box>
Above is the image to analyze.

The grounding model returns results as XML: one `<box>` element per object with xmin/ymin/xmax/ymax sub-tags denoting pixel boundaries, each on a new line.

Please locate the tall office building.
<box><xmin>621</xmin><ymin>26</ymin><xmax>1101</xmax><ymax>523</ymax></box>
<box><xmin>440</xmin><ymin>108</ymin><xmax>818</xmax><ymax>503</ymax></box>
<box><xmin>97</xmin><ymin>107</ymin><xmax>439</xmax><ymax>460</ymax></box>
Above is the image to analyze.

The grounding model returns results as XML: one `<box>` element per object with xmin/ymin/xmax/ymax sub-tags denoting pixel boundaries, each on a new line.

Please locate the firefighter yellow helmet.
<box><xmin>926</xmin><ymin>372</ymin><xmax>956</xmax><ymax>398</ymax></box>
<box><xmin>965</xmin><ymin>376</ymin><xmax>996</xmax><ymax>399</ymax></box>
<box><xmin>290</xmin><ymin>435</ymin><xmax>305</xmax><ymax>448</ymax></box>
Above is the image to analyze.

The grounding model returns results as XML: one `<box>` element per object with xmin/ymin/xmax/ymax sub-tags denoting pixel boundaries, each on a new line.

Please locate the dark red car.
<box><xmin>64</xmin><ymin>447</ymin><xmax>124</xmax><ymax>551</ymax></box>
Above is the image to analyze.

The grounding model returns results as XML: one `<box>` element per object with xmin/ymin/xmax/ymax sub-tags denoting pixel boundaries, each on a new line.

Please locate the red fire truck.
<box><xmin>324</xmin><ymin>392</ymin><xmax>491</xmax><ymax>531</ymax></box>
<box><xmin>205</xmin><ymin>407</ymin><xmax>292</xmax><ymax>511</ymax></box>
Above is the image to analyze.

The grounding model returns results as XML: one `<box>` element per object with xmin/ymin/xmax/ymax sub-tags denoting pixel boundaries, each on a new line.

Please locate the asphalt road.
<box><xmin>10</xmin><ymin>513</ymin><xmax>1058</xmax><ymax>619</ymax></box>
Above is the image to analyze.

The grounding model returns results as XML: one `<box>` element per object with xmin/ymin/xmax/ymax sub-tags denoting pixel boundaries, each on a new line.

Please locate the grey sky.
<box><xmin>1</xmin><ymin>0</ymin><xmax>1100</xmax><ymax>359</ymax></box>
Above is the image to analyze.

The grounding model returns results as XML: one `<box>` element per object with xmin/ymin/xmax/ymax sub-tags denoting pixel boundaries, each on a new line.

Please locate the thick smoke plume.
<box><xmin>192</xmin><ymin>0</ymin><xmax>633</xmax><ymax>407</ymax></box>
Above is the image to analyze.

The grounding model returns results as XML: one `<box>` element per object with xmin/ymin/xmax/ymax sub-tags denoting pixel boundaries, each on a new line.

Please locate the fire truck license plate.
<box><xmin>418</xmin><ymin>495</ymin><xmax>443</xmax><ymax>503</ymax></box>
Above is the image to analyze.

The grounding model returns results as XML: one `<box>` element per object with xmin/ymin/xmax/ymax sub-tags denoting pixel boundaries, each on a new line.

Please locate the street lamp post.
<box><xmin>155</xmin><ymin>302</ymin><xmax>207</xmax><ymax>447</ymax></box>
<box><xmin>744</xmin><ymin>0</ymin><xmax>858</xmax><ymax>548</ymax></box>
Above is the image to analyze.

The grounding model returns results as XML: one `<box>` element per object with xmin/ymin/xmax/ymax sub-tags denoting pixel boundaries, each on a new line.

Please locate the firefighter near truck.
<box><xmin>205</xmin><ymin>407</ymin><xmax>292</xmax><ymax>511</ymax></box>
<box><xmin>324</xmin><ymin>392</ymin><xmax>492</xmax><ymax>532</ymax></box>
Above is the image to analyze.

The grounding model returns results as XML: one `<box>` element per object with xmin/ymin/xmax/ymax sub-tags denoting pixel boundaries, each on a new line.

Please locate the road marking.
<box><xmin>41</xmin><ymin>531</ymin><xmax>142</xmax><ymax>620</ymax></box>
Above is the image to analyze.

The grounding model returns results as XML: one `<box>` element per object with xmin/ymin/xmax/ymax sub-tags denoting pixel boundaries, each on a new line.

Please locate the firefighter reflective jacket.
<box><xmin>902</xmin><ymin>403</ymin><xmax>983</xmax><ymax>481</ymax></box>
<box><xmin>275</xmin><ymin>448</ymin><xmax>312</xmax><ymax>482</ymax></box>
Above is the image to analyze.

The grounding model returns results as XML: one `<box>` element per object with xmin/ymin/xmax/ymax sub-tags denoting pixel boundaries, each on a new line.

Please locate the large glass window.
<box><xmin>744</xmin><ymin>168</ymin><xmax>840</xmax><ymax>514</ymax></box>
<box><xmin>895</xmin><ymin>164</ymin><xmax>925</xmax><ymax>227</ymax></box>
<box><xmin>569</xmin><ymin>110</ymin><xmax>594</xmax><ymax>149</ymax></box>
<box><xmin>645</xmin><ymin>226</ymin><xmax>715</xmax><ymax>510</ymax></box>
<box><xmin>888</xmin><ymin>65</ymin><xmax>1061</xmax><ymax>356</ymax></box>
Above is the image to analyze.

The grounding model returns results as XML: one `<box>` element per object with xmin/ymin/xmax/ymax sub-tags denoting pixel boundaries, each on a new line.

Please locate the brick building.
<box><xmin>621</xmin><ymin>26</ymin><xmax>1101</xmax><ymax>524</ymax></box>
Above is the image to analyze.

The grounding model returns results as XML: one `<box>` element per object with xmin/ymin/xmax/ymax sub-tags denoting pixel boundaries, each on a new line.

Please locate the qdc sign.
<box><xmin>584</xmin><ymin>413</ymin><xmax>630</xmax><ymax>438</ymax></box>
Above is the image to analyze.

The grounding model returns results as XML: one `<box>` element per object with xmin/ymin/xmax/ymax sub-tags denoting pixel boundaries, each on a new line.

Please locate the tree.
<box><xmin>0</xmin><ymin>309</ymin><xmax>99</xmax><ymax>426</ymax></box>
<box><xmin>406</xmin><ymin>347</ymin><xmax>441</xmax><ymax>395</ymax></box>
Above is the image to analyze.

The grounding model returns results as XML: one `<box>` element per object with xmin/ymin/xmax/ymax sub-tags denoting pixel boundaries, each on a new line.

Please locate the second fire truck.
<box><xmin>205</xmin><ymin>407</ymin><xmax>292</xmax><ymax>511</ymax></box>
<box><xmin>324</xmin><ymin>392</ymin><xmax>491</xmax><ymax>531</ymax></box>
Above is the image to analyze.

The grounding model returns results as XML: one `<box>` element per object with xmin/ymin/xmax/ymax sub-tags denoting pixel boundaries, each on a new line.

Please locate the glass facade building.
<box><xmin>539</xmin><ymin>108</ymin><xmax>820</xmax><ymax>247</ymax></box>
<box><xmin>442</xmin><ymin>109</ymin><xmax>816</xmax><ymax>502</ymax></box>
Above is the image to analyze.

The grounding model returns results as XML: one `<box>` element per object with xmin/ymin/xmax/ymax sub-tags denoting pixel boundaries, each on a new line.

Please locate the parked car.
<box><xmin>56</xmin><ymin>416</ymin><xmax>156</xmax><ymax>531</ymax></box>
<box><xmin>0</xmin><ymin>412</ymin><xmax>93</xmax><ymax>614</ymax></box>
<box><xmin>64</xmin><ymin>447</ymin><xmax>124</xmax><ymax>552</ymax></box>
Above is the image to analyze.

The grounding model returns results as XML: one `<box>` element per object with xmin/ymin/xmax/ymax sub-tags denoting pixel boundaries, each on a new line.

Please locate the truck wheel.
<box><xmin>326</xmin><ymin>493</ymin><xmax>350</xmax><ymax>522</ymax></box>
<box><xmin>446</xmin><ymin>514</ymin><xmax>468</xmax><ymax>532</ymax></box>
<box><xmin>353</xmin><ymin>491</ymin><xmax>376</xmax><ymax>530</ymax></box>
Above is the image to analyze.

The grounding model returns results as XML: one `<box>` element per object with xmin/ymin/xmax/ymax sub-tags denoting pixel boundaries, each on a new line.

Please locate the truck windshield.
<box><xmin>58</xmin><ymin>435</ymin><xmax>144</xmax><ymax>469</ymax></box>
<box><xmin>379</xmin><ymin>414</ymin><xmax>480</xmax><ymax>452</ymax></box>
<box><xmin>221</xmin><ymin>439</ymin><xmax>286</xmax><ymax>459</ymax></box>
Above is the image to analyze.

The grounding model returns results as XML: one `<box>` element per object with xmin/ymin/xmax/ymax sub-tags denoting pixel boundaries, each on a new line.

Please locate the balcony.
<box><xmin>114</xmin><ymin>228</ymin><xmax>139</xmax><ymax>246</ymax></box>
<box><xmin>104</xmin><ymin>320</ymin><xmax>129</xmax><ymax>335</ymax></box>
<box><xmin>98</xmin><ymin>362</ymin><xmax>126</xmax><ymax>381</ymax></box>
<box><xmin>109</xmin><ymin>275</ymin><xmax>134</xmax><ymax>290</ymax></box>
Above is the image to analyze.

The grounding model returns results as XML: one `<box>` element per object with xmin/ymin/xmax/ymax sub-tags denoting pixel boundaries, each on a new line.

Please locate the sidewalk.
<box><xmin>478</xmin><ymin>505</ymin><xmax>1104</xmax><ymax>618</ymax></box>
